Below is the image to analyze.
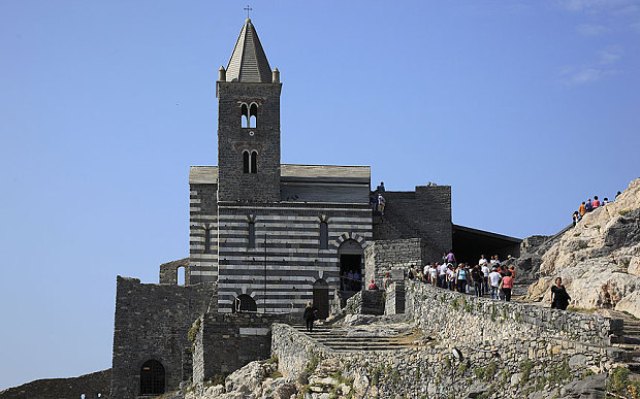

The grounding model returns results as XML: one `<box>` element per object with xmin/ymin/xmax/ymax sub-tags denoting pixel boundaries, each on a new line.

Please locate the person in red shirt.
<box><xmin>368</xmin><ymin>279</ymin><xmax>379</xmax><ymax>290</ymax></box>
<box><xmin>500</xmin><ymin>272</ymin><xmax>514</xmax><ymax>302</ymax></box>
<box><xmin>593</xmin><ymin>196</ymin><xmax>601</xmax><ymax>208</ymax></box>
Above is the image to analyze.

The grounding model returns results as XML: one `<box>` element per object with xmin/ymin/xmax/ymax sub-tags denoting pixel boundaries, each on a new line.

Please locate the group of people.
<box><xmin>405</xmin><ymin>252</ymin><xmax>518</xmax><ymax>302</ymax></box>
<box><xmin>572</xmin><ymin>191</ymin><xmax>622</xmax><ymax>226</ymax></box>
<box><xmin>341</xmin><ymin>270</ymin><xmax>362</xmax><ymax>291</ymax></box>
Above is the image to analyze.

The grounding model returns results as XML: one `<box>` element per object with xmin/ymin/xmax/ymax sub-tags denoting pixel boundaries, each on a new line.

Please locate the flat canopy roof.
<box><xmin>453</xmin><ymin>224</ymin><xmax>522</xmax><ymax>243</ymax></box>
<box><xmin>189</xmin><ymin>164</ymin><xmax>370</xmax><ymax>185</ymax></box>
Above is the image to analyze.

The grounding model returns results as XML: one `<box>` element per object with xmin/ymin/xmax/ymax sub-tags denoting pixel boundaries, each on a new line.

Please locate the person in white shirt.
<box><xmin>479</xmin><ymin>254</ymin><xmax>488</xmax><ymax>266</ymax></box>
<box><xmin>429</xmin><ymin>264</ymin><xmax>438</xmax><ymax>286</ymax></box>
<box><xmin>481</xmin><ymin>263</ymin><xmax>490</xmax><ymax>296</ymax></box>
<box><xmin>489</xmin><ymin>268</ymin><xmax>502</xmax><ymax>300</ymax></box>
<box><xmin>438</xmin><ymin>263</ymin><xmax>448</xmax><ymax>288</ymax></box>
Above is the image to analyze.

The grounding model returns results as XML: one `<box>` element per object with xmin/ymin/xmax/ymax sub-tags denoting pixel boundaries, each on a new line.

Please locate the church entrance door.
<box><xmin>313</xmin><ymin>279</ymin><xmax>329</xmax><ymax>320</ymax></box>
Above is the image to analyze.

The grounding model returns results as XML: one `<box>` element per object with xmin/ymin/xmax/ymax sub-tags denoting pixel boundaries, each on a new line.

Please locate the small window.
<box><xmin>320</xmin><ymin>222</ymin><xmax>329</xmax><ymax>249</ymax></box>
<box><xmin>241</xmin><ymin>103</ymin><xmax>249</xmax><ymax>128</ymax></box>
<box><xmin>243</xmin><ymin>151</ymin><xmax>250</xmax><ymax>173</ymax></box>
<box><xmin>204</xmin><ymin>227</ymin><xmax>211</xmax><ymax>253</ymax></box>
<box><xmin>249</xmin><ymin>103</ymin><xmax>258</xmax><ymax>128</ymax></box>
<box><xmin>177</xmin><ymin>266</ymin><xmax>186</xmax><ymax>286</ymax></box>
<box><xmin>250</xmin><ymin>151</ymin><xmax>257</xmax><ymax>174</ymax></box>
<box><xmin>248</xmin><ymin>221</ymin><xmax>256</xmax><ymax>248</ymax></box>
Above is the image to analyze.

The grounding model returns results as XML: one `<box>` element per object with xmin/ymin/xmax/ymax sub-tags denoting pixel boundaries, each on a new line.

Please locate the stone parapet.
<box><xmin>407</xmin><ymin>280</ymin><xmax>621</xmax><ymax>347</ymax></box>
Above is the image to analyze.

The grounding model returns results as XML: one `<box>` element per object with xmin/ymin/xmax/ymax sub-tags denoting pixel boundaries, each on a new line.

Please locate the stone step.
<box><xmin>612</xmin><ymin>336</ymin><xmax>640</xmax><ymax>345</ymax></box>
<box><xmin>327</xmin><ymin>345</ymin><xmax>408</xmax><ymax>352</ymax></box>
<box><xmin>318</xmin><ymin>341</ymin><xmax>407</xmax><ymax>347</ymax></box>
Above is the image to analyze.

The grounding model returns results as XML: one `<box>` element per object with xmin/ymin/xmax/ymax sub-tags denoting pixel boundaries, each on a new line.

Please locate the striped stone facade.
<box><xmin>216</xmin><ymin>202</ymin><xmax>371</xmax><ymax>312</ymax></box>
<box><xmin>188</xmin><ymin>166</ymin><xmax>373</xmax><ymax>313</ymax></box>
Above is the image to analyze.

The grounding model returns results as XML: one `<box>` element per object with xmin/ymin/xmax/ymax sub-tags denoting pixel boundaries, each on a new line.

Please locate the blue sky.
<box><xmin>0</xmin><ymin>0</ymin><xmax>638</xmax><ymax>390</ymax></box>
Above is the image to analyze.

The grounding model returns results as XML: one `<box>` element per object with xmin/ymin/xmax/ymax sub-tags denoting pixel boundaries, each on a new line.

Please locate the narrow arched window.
<box><xmin>241</xmin><ymin>103</ymin><xmax>249</xmax><ymax>128</ymax></box>
<box><xmin>250</xmin><ymin>151</ymin><xmax>257</xmax><ymax>174</ymax></box>
<box><xmin>249</xmin><ymin>103</ymin><xmax>258</xmax><ymax>128</ymax></box>
<box><xmin>243</xmin><ymin>151</ymin><xmax>250</xmax><ymax>173</ymax></box>
<box><xmin>320</xmin><ymin>221</ymin><xmax>329</xmax><ymax>249</ymax></box>
<box><xmin>248</xmin><ymin>221</ymin><xmax>256</xmax><ymax>248</ymax></box>
<box><xmin>177</xmin><ymin>266</ymin><xmax>186</xmax><ymax>286</ymax></box>
<box><xmin>204</xmin><ymin>227</ymin><xmax>211</xmax><ymax>253</ymax></box>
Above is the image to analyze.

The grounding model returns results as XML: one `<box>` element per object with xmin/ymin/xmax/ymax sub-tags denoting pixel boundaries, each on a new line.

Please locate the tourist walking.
<box><xmin>481</xmin><ymin>261</ymin><xmax>490</xmax><ymax>296</ymax></box>
<box><xmin>551</xmin><ymin>277</ymin><xmax>571</xmax><ymax>310</ymax></box>
<box><xmin>500</xmin><ymin>272</ymin><xmax>514</xmax><ymax>302</ymax></box>
<box><xmin>377</xmin><ymin>194</ymin><xmax>386</xmax><ymax>216</ymax></box>
<box><xmin>456</xmin><ymin>264</ymin><xmax>468</xmax><ymax>293</ymax></box>
<box><xmin>471</xmin><ymin>265</ymin><xmax>483</xmax><ymax>297</ymax></box>
<box><xmin>303</xmin><ymin>302</ymin><xmax>318</xmax><ymax>332</ymax></box>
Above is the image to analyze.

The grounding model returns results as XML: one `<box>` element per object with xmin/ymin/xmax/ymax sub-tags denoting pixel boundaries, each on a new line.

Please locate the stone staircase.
<box><xmin>292</xmin><ymin>325</ymin><xmax>420</xmax><ymax>353</ymax></box>
<box><xmin>610</xmin><ymin>311</ymin><xmax>640</xmax><ymax>373</ymax></box>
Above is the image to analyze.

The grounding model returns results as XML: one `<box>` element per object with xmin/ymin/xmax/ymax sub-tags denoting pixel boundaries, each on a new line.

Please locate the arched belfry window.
<box><xmin>243</xmin><ymin>151</ymin><xmax>257</xmax><ymax>174</ymax></box>
<box><xmin>249</xmin><ymin>103</ymin><xmax>258</xmax><ymax>128</ymax></box>
<box><xmin>250</xmin><ymin>151</ymin><xmax>258</xmax><ymax>174</ymax></box>
<box><xmin>243</xmin><ymin>151</ymin><xmax>250</xmax><ymax>173</ymax></box>
<box><xmin>241</xmin><ymin>103</ymin><xmax>249</xmax><ymax>128</ymax></box>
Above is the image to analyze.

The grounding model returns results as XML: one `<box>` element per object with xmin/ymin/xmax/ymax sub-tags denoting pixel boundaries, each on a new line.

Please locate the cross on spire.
<box><xmin>244</xmin><ymin>5</ymin><xmax>253</xmax><ymax>19</ymax></box>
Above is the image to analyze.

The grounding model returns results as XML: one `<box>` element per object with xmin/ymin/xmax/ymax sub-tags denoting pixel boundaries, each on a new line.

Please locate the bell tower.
<box><xmin>217</xmin><ymin>18</ymin><xmax>282</xmax><ymax>202</ymax></box>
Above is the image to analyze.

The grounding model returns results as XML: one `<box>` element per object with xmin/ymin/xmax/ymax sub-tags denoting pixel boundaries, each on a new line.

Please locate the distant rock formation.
<box><xmin>526</xmin><ymin>178</ymin><xmax>640</xmax><ymax>316</ymax></box>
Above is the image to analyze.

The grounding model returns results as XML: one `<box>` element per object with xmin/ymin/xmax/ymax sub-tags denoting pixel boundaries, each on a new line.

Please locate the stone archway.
<box><xmin>338</xmin><ymin>239</ymin><xmax>364</xmax><ymax>292</ymax></box>
<box><xmin>313</xmin><ymin>279</ymin><xmax>330</xmax><ymax>320</ymax></box>
<box><xmin>140</xmin><ymin>359</ymin><xmax>165</xmax><ymax>395</ymax></box>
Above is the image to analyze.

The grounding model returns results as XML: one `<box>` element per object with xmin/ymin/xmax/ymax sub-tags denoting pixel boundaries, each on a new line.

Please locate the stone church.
<box><xmin>110</xmin><ymin>18</ymin><xmax>521</xmax><ymax>398</ymax></box>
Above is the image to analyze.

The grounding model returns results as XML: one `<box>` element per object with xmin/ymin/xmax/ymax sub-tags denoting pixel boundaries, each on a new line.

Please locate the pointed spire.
<box><xmin>225</xmin><ymin>18</ymin><xmax>273</xmax><ymax>83</ymax></box>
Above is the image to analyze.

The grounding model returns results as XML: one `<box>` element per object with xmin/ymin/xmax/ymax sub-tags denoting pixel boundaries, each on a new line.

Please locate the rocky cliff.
<box><xmin>526</xmin><ymin>178</ymin><xmax>640</xmax><ymax>316</ymax></box>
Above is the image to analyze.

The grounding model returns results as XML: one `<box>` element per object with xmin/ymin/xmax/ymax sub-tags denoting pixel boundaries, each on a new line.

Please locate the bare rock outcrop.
<box><xmin>526</xmin><ymin>178</ymin><xmax>640</xmax><ymax>316</ymax></box>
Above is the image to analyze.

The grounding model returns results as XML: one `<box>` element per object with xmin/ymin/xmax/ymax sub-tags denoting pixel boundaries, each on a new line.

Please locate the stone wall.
<box><xmin>110</xmin><ymin>276</ymin><xmax>216</xmax><ymax>399</ymax></box>
<box><xmin>159</xmin><ymin>258</ymin><xmax>190</xmax><ymax>285</ymax></box>
<box><xmin>0</xmin><ymin>369</ymin><xmax>110</xmax><ymax>399</ymax></box>
<box><xmin>372</xmin><ymin>185</ymin><xmax>452</xmax><ymax>255</ymax></box>
<box><xmin>189</xmin><ymin>180</ymin><xmax>219</xmax><ymax>284</ymax></box>
<box><xmin>192</xmin><ymin>312</ymin><xmax>295</xmax><ymax>387</ymax></box>
<box><xmin>271</xmin><ymin>280</ymin><xmax>624</xmax><ymax>398</ymax></box>
<box><xmin>384</xmin><ymin>281</ymin><xmax>405</xmax><ymax>315</ymax></box>
<box><xmin>406</xmin><ymin>281</ymin><xmax>620</xmax><ymax>347</ymax></box>
<box><xmin>364</xmin><ymin>238</ymin><xmax>425</xmax><ymax>284</ymax></box>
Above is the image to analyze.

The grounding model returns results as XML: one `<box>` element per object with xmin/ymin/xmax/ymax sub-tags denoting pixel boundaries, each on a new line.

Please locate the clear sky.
<box><xmin>1</xmin><ymin>0</ymin><xmax>638</xmax><ymax>390</ymax></box>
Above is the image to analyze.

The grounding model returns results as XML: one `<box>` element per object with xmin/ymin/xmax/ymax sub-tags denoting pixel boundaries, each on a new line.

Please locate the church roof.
<box><xmin>225</xmin><ymin>18</ymin><xmax>272</xmax><ymax>83</ymax></box>
<box><xmin>189</xmin><ymin>165</ymin><xmax>370</xmax><ymax>185</ymax></box>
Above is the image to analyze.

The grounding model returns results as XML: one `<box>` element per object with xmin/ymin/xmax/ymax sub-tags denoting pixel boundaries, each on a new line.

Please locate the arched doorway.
<box><xmin>233</xmin><ymin>294</ymin><xmax>257</xmax><ymax>312</ymax></box>
<box><xmin>338</xmin><ymin>239</ymin><xmax>364</xmax><ymax>292</ymax></box>
<box><xmin>140</xmin><ymin>359</ymin><xmax>165</xmax><ymax>395</ymax></box>
<box><xmin>313</xmin><ymin>279</ymin><xmax>329</xmax><ymax>320</ymax></box>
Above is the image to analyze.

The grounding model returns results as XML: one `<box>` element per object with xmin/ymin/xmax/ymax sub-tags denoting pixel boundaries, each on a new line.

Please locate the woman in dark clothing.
<box><xmin>551</xmin><ymin>277</ymin><xmax>571</xmax><ymax>310</ymax></box>
<box><xmin>303</xmin><ymin>302</ymin><xmax>317</xmax><ymax>332</ymax></box>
